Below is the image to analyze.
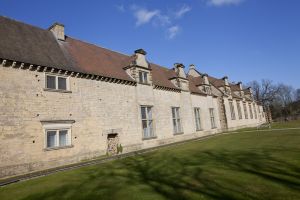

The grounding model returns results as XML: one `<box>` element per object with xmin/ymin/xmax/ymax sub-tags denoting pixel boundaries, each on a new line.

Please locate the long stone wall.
<box><xmin>0</xmin><ymin>64</ymin><xmax>265</xmax><ymax>179</ymax></box>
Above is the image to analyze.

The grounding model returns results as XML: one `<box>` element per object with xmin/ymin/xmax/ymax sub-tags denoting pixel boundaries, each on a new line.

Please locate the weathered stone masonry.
<box><xmin>0</xmin><ymin>16</ymin><xmax>266</xmax><ymax>179</ymax></box>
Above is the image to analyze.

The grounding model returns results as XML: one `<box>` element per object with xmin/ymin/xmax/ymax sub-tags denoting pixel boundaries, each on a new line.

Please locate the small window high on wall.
<box><xmin>138</xmin><ymin>71</ymin><xmax>148</xmax><ymax>84</ymax></box>
<box><xmin>46</xmin><ymin>74</ymin><xmax>69</xmax><ymax>91</ymax></box>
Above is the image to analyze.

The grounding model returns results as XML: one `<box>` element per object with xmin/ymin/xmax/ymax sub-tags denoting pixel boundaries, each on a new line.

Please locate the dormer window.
<box><xmin>45</xmin><ymin>74</ymin><xmax>70</xmax><ymax>92</ymax></box>
<box><xmin>138</xmin><ymin>71</ymin><xmax>148</xmax><ymax>84</ymax></box>
<box><xmin>224</xmin><ymin>87</ymin><xmax>231</xmax><ymax>95</ymax></box>
<box><xmin>203</xmin><ymin>86</ymin><xmax>211</xmax><ymax>95</ymax></box>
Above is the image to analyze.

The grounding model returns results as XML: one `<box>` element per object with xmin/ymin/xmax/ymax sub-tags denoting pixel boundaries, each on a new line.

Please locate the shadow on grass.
<box><xmin>20</xmin><ymin>147</ymin><xmax>300</xmax><ymax>200</ymax></box>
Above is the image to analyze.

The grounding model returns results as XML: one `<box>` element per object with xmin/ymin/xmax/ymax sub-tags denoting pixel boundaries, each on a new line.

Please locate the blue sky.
<box><xmin>1</xmin><ymin>0</ymin><xmax>299</xmax><ymax>88</ymax></box>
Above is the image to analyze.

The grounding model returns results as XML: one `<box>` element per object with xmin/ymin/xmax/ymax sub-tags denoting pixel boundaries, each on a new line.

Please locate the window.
<box><xmin>229</xmin><ymin>101</ymin><xmax>236</xmax><ymax>120</ymax></box>
<box><xmin>209</xmin><ymin>108</ymin><xmax>217</xmax><ymax>129</ymax></box>
<box><xmin>254</xmin><ymin>104</ymin><xmax>258</xmax><ymax>119</ymax></box>
<box><xmin>249</xmin><ymin>103</ymin><xmax>253</xmax><ymax>119</ymax></box>
<box><xmin>203</xmin><ymin>86</ymin><xmax>212</xmax><ymax>95</ymax></box>
<box><xmin>46</xmin><ymin>129</ymin><xmax>70</xmax><ymax>148</ymax></box>
<box><xmin>46</xmin><ymin>74</ymin><xmax>68</xmax><ymax>90</ymax></box>
<box><xmin>172</xmin><ymin>107</ymin><xmax>183</xmax><ymax>134</ymax></box>
<box><xmin>141</xmin><ymin>106</ymin><xmax>154</xmax><ymax>138</ymax></box>
<box><xmin>139</xmin><ymin>71</ymin><xmax>148</xmax><ymax>84</ymax></box>
<box><xmin>194</xmin><ymin>108</ymin><xmax>202</xmax><ymax>131</ymax></box>
<box><xmin>237</xmin><ymin>101</ymin><xmax>243</xmax><ymax>119</ymax></box>
<box><xmin>243</xmin><ymin>103</ymin><xmax>248</xmax><ymax>119</ymax></box>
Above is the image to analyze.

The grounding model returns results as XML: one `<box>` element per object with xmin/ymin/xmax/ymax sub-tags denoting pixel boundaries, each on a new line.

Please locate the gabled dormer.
<box><xmin>222</xmin><ymin>76</ymin><xmax>232</xmax><ymax>96</ymax></box>
<box><xmin>244</xmin><ymin>87</ymin><xmax>254</xmax><ymax>101</ymax></box>
<box><xmin>195</xmin><ymin>73</ymin><xmax>212</xmax><ymax>95</ymax></box>
<box><xmin>187</xmin><ymin>64</ymin><xmax>201</xmax><ymax>77</ymax></box>
<box><xmin>169</xmin><ymin>63</ymin><xmax>189</xmax><ymax>91</ymax></box>
<box><xmin>124</xmin><ymin>49</ymin><xmax>152</xmax><ymax>85</ymax></box>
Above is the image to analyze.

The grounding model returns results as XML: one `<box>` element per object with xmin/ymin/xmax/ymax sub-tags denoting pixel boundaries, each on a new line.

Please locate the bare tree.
<box><xmin>247</xmin><ymin>79</ymin><xmax>281</xmax><ymax>106</ymax></box>
<box><xmin>276</xmin><ymin>84</ymin><xmax>295</xmax><ymax>107</ymax></box>
<box><xmin>295</xmin><ymin>89</ymin><xmax>300</xmax><ymax>101</ymax></box>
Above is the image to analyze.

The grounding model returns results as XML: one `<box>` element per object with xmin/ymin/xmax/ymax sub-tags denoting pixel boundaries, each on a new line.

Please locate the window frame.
<box><xmin>237</xmin><ymin>101</ymin><xmax>243</xmax><ymax>119</ymax></box>
<box><xmin>194</xmin><ymin>107</ymin><xmax>202</xmax><ymax>131</ymax></box>
<box><xmin>229</xmin><ymin>101</ymin><xmax>236</xmax><ymax>120</ymax></box>
<box><xmin>209</xmin><ymin>108</ymin><xmax>217</xmax><ymax>129</ymax></box>
<box><xmin>45</xmin><ymin>73</ymin><xmax>70</xmax><ymax>92</ymax></box>
<box><xmin>249</xmin><ymin>103</ymin><xmax>254</xmax><ymax>119</ymax></box>
<box><xmin>44</xmin><ymin>128</ymin><xmax>72</xmax><ymax>150</ymax></box>
<box><xmin>243</xmin><ymin>103</ymin><xmax>248</xmax><ymax>119</ymax></box>
<box><xmin>42</xmin><ymin>121</ymin><xmax>74</xmax><ymax>150</ymax></box>
<box><xmin>140</xmin><ymin>106</ymin><xmax>155</xmax><ymax>139</ymax></box>
<box><xmin>138</xmin><ymin>70</ymin><xmax>149</xmax><ymax>84</ymax></box>
<box><xmin>172</xmin><ymin>107</ymin><xmax>183</xmax><ymax>134</ymax></box>
<box><xmin>254</xmin><ymin>104</ymin><xmax>258</xmax><ymax>119</ymax></box>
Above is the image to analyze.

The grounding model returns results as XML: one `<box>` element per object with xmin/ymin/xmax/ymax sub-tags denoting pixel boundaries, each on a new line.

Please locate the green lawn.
<box><xmin>1</xmin><ymin>121</ymin><xmax>300</xmax><ymax>200</ymax></box>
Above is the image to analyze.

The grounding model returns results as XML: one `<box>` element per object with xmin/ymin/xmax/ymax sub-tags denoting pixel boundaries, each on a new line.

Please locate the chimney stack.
<box><xmin>222</xmin><ymin>76</ymin><xmax>229</xmax><ymax>86</ymax></box>
<box><xmin>134</xmin><ymin>49</ymin><xmax>149</xmax><ymax>68</ymax></box>
<box><xmin>201</xmin><ymin>73</ymin><xmax>210</xmax><ymax>85</ymax></box>
<box><xmin>237</xmin><ymin>82</ymin><xmax>243</xmax><ymax>90</ymax></box>
<box><xmin>187</xmin><ymin>64</ymin><xmax>201</xmax><ymax>77</ymax></box>
<box><xmin>174</xmin><ymin>63</ymin><xmax>187</xmax><ymax>79</ymax></box>
<box><xmin>49</xmin><ymin>22</ymin><xmax>65</xmax><ymax>41</ymax></box>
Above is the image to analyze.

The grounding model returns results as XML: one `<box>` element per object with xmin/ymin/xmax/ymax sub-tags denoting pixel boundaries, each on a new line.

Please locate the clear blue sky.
<box><xmin>1</xmin><ymin>0</ymin><xmax>299</xmax><ymax>88</ymax></box>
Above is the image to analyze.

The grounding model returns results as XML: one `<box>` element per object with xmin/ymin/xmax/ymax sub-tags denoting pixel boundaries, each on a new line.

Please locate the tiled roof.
<box><xmin>0</xmin><ymin>16</ymin><xmax>72</xmax><ymax>71</ymax></box>
<box><xmin>0</xmin><ymin>15</ymin><xmax>235</xmax><ymax>96</ymax></box>
<box><xmin>230</xmin><ymin>84</ymin><xmax>241</xmax><ymax>91</ymax></box>
<box><xmin>61</xmin><ymin>37</ymin><xmax>135</xmax><ymax>81</ymax></box>
<box><xmin>208</xmin><ymin>76</ymin><xmax>224</xmax><ymax>88</ymax></box>
<box><xmin>187</xmin><ymin>75</ymin><xmax>206</xmax><ymax>95</ymax></box>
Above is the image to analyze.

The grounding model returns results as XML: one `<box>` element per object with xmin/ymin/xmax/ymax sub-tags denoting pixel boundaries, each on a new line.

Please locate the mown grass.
<box><xmin>0</xmin><ymin>120</ymin><xmax>300</xmax><ymax>200</ymax></box>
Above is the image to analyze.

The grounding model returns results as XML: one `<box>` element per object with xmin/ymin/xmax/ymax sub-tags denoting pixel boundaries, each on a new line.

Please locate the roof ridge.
<box><xmin>66</xmin><ymin>36</ymin><xmax>134</xmax><ymax>59</ymax></box>
<box><xmin>0</xmin><ymin>15</ymin><xmax>49</xmax><ymax>33</ymax></box>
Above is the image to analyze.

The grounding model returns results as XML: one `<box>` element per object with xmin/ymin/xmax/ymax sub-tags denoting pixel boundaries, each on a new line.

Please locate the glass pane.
<box><xmin>46</xmin><ymin>76</ymin><xmax>56</xmax><ymax>89</ymax></box>
<box><xmin>58</xmin><ymin>77</ymin><xmax>67</xmax><ymax>90</ymax></box>
<box><xmin>148</xmin><ymin>120</ymin><xmax>154</xmax><ymax>137</ymax></box>
<box><xmin>172</xmin><ymin>108</ymin><xmax>176</xmax><ymax>119</ymax></box>
<box><xmin>59</xmin><ymin>130</ymin><xmax>68</xmax><ymax>146</ymax></box>
<box><xmin>47</xmin><ymin>131</ymin><xmax>56</xmax><ymax>148</ymax></box>
<box><xmin>143</xmin><ymin>72</ymin><xmax>148</xmax><ymax>83</ymax></box>
<box><xmin>142</xmin><ymin>120</ymin><xmax>148</xmax><ymax>138</ymax></box>
<box><xmin>177</xmin><ymin>119</ymin><xmax>182</xmax><ymax>132</ymax></box>
<box><xmin>147</xmin><ymin>107</ymin><xmax>152</xmax><ymax>120</ymax></box>
<box><xmin>176</xmin><ymin>108</ymin><xmax>180</xmax><ymax>118</ymax></box>
<box><xmin>141</xmin><ymin>107</ymin><xmax>146</xmax><ymax>119</ymax></box>
<box><xmin>173</xmin><ymin>119</ymin><xmax>177</xmax><ymax>133</ymax></box>
<box><xmin>139</xmin><ymin>71</ymin><xmax>144</xmax><ymax>83</ymax></box>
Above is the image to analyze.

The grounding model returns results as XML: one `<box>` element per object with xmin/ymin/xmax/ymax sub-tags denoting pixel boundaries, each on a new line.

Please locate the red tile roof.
<box><xmin>61</xmin><ymin>37</ymin><xmax>135</xmax><ymax>81</ymax></box>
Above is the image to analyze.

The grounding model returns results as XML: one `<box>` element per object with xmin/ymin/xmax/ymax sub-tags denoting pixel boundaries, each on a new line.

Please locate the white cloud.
<box><xmin>133</xmin><ymin>8</ymin><xmax>160</xmax><ymax>26</ymax></box>
<box><xmin>175</xmin><ymin>5</ymin><xmax>191</xmax><ymax>18</ymax></box>
<box><xmin>116</xmin><ymin>4</ymin><xmax>125</xmax><ymax>12</ymax></box>
<box><xmin>208</xmin><ymin>0</ymin><xmax>244</xmax><ymax>6</ymax></box>
<box><xmin>167</xmin><ymin>25</ymin><xmax>180</xmax><ymax>39</ymax></box>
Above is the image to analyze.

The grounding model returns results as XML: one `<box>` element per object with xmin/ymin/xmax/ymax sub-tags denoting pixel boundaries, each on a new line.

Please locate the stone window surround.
<box><xmin>209</xmin><ymin>108</ymin><xmax>217</xmax><ymax>129</ymax></box>
<box><xmin>172</xmin><ymin>107</ymin><xmax>183</xmax><ymax>135</ymax></box>
<box><xmin>229</xmin><ymin>101</ymin><xmax>236</xmax><ymax>120</ymax></box>
<box><xmin>41</xmin><ymin>120</ymin><xmax>75</xmax><ymax>151</ymax></box>
<box><xmin>44</xmin><ymin>73</ymin><xmax>71</xmax><ymax>92</ymax></box>
<box><xmin>194</xmin><ymin>107</ymin><xmax>202</xmax><ymax>131</ymax></box>
<box><xmin>138</xmin><ymin>70</ymin><xmax>150</xmax><ymax>85</ymax></box>
<box><xmin>140</xmin><ymin>105</ymin><xmax>156</xmax><ymax>140</ymax></box>
<box><xmin>237</xmin><ymin>101</ymin><xmax>243</xmax><ymax>120</ymax></box>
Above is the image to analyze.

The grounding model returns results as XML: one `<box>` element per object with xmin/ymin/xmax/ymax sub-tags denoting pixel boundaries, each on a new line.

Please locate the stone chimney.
<box><xmin>222</xmin><ymin>76</ymin><xmax>229</xmax><ymax>86</ymax></box>
<box><xmin>49</xmin><ymin>22</ymin><xmax>65</xmax><ymax>41</ymax></box>
<box><xmin>134</xmin><ymin>49</ymin><xmax>149</xmax><ymax>68</ymax></box>
<box><xmin>202</xmin><ymin>73</ymin><xmax>209</xmax><ymax>85</ymax></box>
<box><xmin>174</xmin><ymin>63</ymin><xmax>187</xmax><ymax>79</ymax></box>
<box><xmin>187</xmin><ymin>64</ymin><xmax>201</xmax><ymax>77</ymax></box>
<box><xmin>237</xmin><ymin>82</ymin><xmax>243</xmax><ymax>90</ymax></box>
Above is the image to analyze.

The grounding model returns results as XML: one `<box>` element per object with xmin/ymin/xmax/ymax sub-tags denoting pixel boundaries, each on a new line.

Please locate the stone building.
<box><xmin>0</xmin><ymin>16</ymin><xmax>266</xmax><ymax>178</ymax></box>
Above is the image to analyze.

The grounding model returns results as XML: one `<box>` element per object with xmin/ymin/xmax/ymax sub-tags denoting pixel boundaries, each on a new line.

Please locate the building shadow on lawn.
<box><xmin>21</xmin><ymin>148</ymin><xmax>300</xmax><ymax>200</ymax></box>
